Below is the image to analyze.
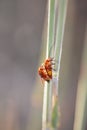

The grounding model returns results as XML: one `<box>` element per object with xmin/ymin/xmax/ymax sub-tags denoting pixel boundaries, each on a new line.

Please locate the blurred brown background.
<box><xmin>0</xmin><ymin>0</ymin><xmax>46</xmax><ymax>130</ymax></box>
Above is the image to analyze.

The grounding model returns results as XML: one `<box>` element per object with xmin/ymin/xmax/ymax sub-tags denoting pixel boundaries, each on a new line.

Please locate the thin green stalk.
<box><xmin>42</xmin><ymin>0</ymin><xmax>56</xmax><ymax>130</ymax></box>
<box><xmin>51</xmin><ymin>0</ymin><xmax>68</xmax><ymax>129</ymax></box>
<box><xmin>42</xmin><ymin>0</ymin><xmax>68</xmax><ymax>130</ymax></box>
<box><xmin>54</xmin><ymin>0</ymin><xmax>68</xmax><ymax>84</ymax></box>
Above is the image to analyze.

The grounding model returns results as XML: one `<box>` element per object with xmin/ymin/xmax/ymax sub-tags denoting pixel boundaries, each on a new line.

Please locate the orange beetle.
<box><xmin>38</xmin><ymin>57</ymin><xmax>55</xmax><ymax>83</ymax></box>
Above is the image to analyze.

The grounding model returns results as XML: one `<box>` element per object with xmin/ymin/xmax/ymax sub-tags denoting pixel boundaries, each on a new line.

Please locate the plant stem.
<box><xmin>42</xmin><ymin>0</ymin><xmax>55</xmax><ymax>129</ymax></box>
<box><xmin>42</xmin><ymin>0</ymin><xmax>68</xmax><ymax>129</ymax></box>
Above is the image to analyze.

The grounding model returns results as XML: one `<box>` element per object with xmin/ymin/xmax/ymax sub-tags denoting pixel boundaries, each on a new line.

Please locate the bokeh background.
<box><xmin>0</xmin><ymin>0</ymin><xmax>87</xmax><ymax>130</ymax></box>
<box><xmin>0</xmin><ymin>0</ymin><xmax>46</xmax><ymax>130</ymax></box>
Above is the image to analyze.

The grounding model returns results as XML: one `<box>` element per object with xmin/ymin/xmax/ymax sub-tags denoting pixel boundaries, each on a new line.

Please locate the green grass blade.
<box><xmin>51</xmin><ymin>0</ymin><xmax>68</xmax><ymax>129</ymax></box>
<box><xmin>54</xmin><ymin>0</ymin><xmax>68</xmax><ymax>80</ymax></box>
<box><xmin>42</xmin><ymin>0</ymin><xmax>56</xmax><ymax>130</ymax></box>
<box><xmin>42</xmin><ymin>0</ymin><xmax>68</xmax><ymax>130</ymax></box>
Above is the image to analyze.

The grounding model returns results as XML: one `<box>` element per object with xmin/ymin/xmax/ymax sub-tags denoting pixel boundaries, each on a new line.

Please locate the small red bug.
<box><xmin>38</xmin><ymin>57</ymin><xmax>55</xmax><ymax>83</ymax></box>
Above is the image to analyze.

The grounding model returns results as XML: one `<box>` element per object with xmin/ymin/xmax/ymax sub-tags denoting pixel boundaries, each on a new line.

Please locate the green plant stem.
<box><xmin>54</xmin><ymin>0</ymin><xmax>68</xmax><ymax>84</ymax></box>
<box><xmin>42</xmin><ymin>0</ymin><xmax>68</xmax><ymax>130</ymax></box>
<box><xmin>42</xmin><ymin>0</ymin><xmax>55</xmax><ymax>130</ymax></box>
<box><xmin>51</xmin><ymin>0</ymin><xmax>68</xmax><ymax>129</ymax></box>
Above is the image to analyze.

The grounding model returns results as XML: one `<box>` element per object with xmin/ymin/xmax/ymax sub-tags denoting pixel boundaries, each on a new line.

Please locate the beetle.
<box><xmin>38</xmin><ymin>57</ymin><xmax>55</xmax><ymax>83</ymax></box>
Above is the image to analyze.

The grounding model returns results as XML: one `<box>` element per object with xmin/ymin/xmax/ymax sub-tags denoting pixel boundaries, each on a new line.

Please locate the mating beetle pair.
<box><xmin>38</xmin><ymin>57</ymin><xmax>55</xmax><ymax>83</ymax></box>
